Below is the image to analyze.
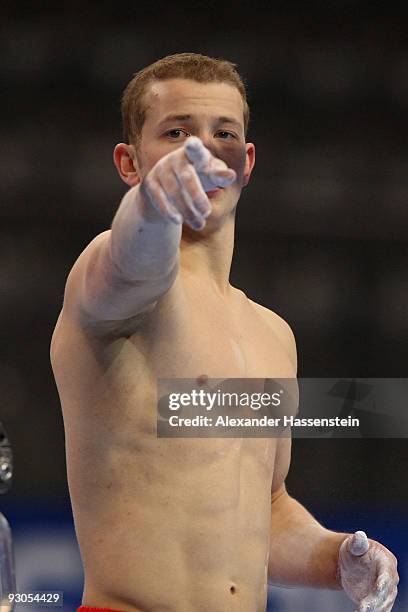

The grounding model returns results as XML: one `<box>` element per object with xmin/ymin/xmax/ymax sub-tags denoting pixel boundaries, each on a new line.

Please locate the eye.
<box><xmin>165</xmin><ymin>129</ymin><xmax>190</xmax><ymax>139</ymax></box>
<box><xmin>216</xmin><ymin>131</ymin><xmax>236</xmax><ymax>140</ymax></box>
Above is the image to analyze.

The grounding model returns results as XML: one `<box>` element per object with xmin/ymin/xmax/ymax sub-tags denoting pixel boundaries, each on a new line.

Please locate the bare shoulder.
<box><xmin>248</xmin><ymin>298</ymin><xmax>297</xmax><ymax>373</ymax></box>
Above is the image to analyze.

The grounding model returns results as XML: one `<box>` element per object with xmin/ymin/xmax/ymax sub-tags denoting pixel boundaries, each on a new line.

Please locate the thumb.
<box><xmin>348</xmin><ymin>531</ymin><xmax>369</xmax><ymax>556</ymax></box>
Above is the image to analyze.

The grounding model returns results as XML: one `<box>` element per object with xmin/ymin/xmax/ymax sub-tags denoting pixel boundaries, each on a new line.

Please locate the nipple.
<box><xmin>196</xmin><ymin>374</ymin><xmax>209</xmax><ymax>387</ymax></box>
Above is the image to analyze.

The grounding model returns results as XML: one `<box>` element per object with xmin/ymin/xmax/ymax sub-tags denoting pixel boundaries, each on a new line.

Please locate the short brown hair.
<box><xmin>121</xmin><ymin>52</ymin><xmax>250</xmax><ymax>147</ymax></box>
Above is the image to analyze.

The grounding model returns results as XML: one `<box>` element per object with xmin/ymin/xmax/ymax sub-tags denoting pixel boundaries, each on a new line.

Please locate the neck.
<box><xmin>180</xmin><ymin>213</ymin><xmax>236</xmax><ymax>296</ymax></box>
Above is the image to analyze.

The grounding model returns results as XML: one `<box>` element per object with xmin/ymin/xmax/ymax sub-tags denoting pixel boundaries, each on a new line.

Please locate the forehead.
<box><xmin>143</xmin><ymin>78</ymin><xmax>244</xmax><ymax>125</ymax></box>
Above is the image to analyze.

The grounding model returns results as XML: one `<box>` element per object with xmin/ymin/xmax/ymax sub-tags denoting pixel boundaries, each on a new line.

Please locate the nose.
<box><xmin>197</xmin><ymin>132</ymin><xmax>219</xmax><ymax>159</ymax></box>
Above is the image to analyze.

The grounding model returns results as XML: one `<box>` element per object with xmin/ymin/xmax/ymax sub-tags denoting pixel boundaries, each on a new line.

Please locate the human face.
<box><xmin>133</xmin><ymin>78</ymin><xmax>255</xmax><ymax>212</ymax></box>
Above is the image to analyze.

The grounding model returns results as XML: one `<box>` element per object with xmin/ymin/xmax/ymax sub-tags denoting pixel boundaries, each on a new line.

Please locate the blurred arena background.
<box><xmin>1</xmin><ymin>2</ymin><xmax>407</xmax><ymax>610</ymax></box>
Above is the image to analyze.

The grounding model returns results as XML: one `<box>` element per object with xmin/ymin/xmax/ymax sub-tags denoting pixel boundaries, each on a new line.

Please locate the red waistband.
<box><xmin>78</xmin><ymin>607</ymin><xmax>125</xmax><ymax>612</ymax></box>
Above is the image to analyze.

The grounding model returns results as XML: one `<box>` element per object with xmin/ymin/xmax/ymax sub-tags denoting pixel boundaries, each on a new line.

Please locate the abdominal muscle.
<box><xmin>66</xmin><ymin>400</ymin><xmax>276</xmax><ymax>612</ymax></box>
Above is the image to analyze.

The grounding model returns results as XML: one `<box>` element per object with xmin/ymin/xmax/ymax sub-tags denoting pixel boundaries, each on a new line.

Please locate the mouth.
<box><xmin>206</xmin><ymin>187</ymin><xmax>224</xmax><ymax>198</ymax></box>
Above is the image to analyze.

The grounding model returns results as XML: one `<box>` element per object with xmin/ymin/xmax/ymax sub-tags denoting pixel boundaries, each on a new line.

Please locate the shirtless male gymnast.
<box><xmin>50</xmin><ymin>53</ymin><xmax>399</xmax><ymax>612</ymax></box>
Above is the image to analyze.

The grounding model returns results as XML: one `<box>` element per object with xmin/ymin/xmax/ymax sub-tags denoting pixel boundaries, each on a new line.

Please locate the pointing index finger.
<box><xmin>184</xmin><ymin>136</ymin><xmax>211</xmax><ymax>172</ymax></box>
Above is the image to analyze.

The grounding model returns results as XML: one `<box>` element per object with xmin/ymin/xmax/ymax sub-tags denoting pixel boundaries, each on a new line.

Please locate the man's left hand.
<box><xmin>338</xmin><ymin>530</ymin><xmax>399</xmax><ymax>611</ymax></box>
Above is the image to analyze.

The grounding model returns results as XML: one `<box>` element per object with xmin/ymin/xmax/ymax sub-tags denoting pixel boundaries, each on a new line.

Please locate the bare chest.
<box><xmin>141</xmin><ymin>295</ymin><xmax>294</xmax><ymax>380</ymax></box>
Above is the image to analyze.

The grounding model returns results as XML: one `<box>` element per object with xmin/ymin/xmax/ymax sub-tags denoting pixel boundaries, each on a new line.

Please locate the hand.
<box><xmin>338</xmin><ymin>531</ymin><xmax>399</xmax><ymax>611</ymax></box>
<box><xmin>140</xmin><ymin>137</ymin><xmax>236</xmax><ymax>230</ymax></box>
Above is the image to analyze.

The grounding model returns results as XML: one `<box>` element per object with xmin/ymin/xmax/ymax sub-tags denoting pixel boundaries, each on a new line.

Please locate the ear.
<box><xmin>113</xmin><ymin>143</ymin><xmax>141</xmax><ymax>187</ymax></box>
<box><xmin>243</xmin><ymin>142</ymin><xmax>255</xmax><ymax>187</ymax></box>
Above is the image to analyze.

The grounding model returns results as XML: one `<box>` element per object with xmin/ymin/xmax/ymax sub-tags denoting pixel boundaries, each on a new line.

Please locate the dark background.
<box><xmin>1</xmin><ymin>2</ymin><xmax>407</xmax><ymax>610</ymax></box>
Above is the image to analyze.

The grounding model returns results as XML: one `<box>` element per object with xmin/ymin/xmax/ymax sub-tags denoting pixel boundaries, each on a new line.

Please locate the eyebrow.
<box><xmin>158</xmin><ymin>114</ymin><xmax>242</xmax><ymax>129</ymax></box>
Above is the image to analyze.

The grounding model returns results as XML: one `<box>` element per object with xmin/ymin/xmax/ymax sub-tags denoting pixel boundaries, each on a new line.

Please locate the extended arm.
<box><xmin>61</xmin><ymin>138</ymin><xmax>235</xmax><ymax>331</ymax></box>
<box><xmin>63</xmin><ymin>185</ymin><xmax>181</xmax><ymax>327</ymax></box>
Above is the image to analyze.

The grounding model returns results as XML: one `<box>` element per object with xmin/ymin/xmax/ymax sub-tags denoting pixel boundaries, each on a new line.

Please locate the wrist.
<box><xmin>330</xmin><ymin>532</ymin><xmax>350</xmax><ymax>590</ymax></box>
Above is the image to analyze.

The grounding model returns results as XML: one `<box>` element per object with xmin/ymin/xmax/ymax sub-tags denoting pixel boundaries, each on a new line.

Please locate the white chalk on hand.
<box><xmin>348</xmin><ymin>530</ymin><xmax>369</xmax><ymax>556</ymax></box>
<box><xmin>184</xmin><ymin>137</ymin><xmax>211</xmax><ymax>171</ymax></box>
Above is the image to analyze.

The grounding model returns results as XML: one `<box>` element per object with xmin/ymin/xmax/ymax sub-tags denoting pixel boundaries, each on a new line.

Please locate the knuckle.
<box><xmin>162</xmin><ymin>182</ymin><xmax>178</xmax><ymax>201</ymax></box>
<box><xmin>195</xmin><ymin>192</ymin><xmax>208</xmax><ymax>204</ymax></box>
<box><xmin>179</xmin><ymin>166</ymin><xmax>194</xmax><ymax>182</ymax></box>
<box><xmin>159</xmin><ymin>174</ymin><xmax>179</xmax><ymax>197</ymax></box>
<box><xmin>196</xmin><ymin>194</ymin><xmax>210</xmax><ymax>209</ymax></box>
